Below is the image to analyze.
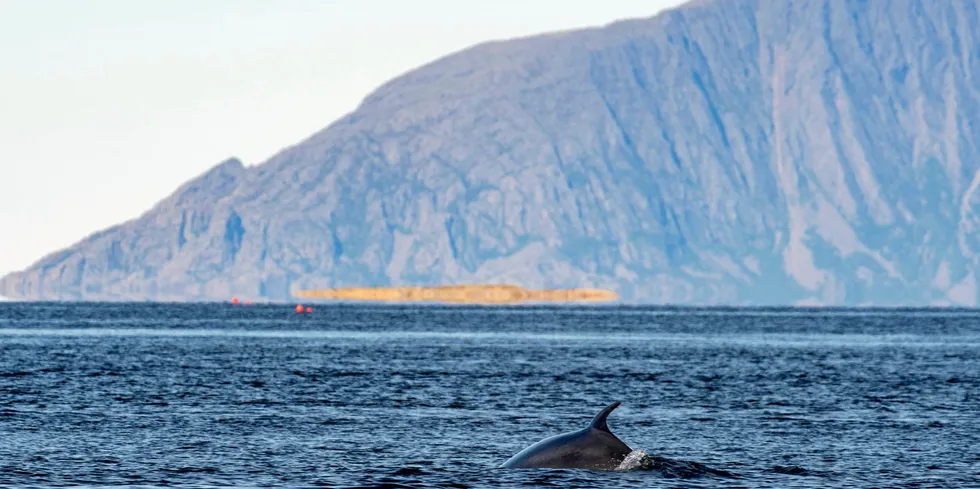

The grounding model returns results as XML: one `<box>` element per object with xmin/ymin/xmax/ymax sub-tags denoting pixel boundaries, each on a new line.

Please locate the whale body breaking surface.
<box><xmin>501</xmin><ymin>401</ymin><xmax>633</xmax><ymax>470</ymax></box>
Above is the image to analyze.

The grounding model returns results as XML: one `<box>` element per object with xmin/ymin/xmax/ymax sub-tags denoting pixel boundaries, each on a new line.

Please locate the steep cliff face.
<box><xmin>4</xmin><ymin>0</ymin><xmax>980</xmax><ymax>305</ymax></box>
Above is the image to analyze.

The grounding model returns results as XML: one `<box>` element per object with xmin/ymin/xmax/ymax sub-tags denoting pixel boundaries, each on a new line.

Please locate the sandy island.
<box><xmin>293</xmin><ymin>284</ymin><xmax>618</xmax><ymax>304</ymax></box>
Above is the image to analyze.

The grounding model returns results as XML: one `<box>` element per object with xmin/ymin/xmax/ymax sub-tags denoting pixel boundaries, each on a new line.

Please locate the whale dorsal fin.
<box><xmin>589</xmin><ymin>401</ymin><xmax>621</xmax><ymax>432</ymax></box>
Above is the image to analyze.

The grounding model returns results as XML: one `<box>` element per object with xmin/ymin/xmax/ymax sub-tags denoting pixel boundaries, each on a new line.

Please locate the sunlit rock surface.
<box><xmin>294</xmin><ymin>285</ymin><xmax>618</xmax><ymax>304</ymax></box>
<box><xmin>3</xmin><ymin>0</ymin><xmax>980</xmax><ymax>305</ymax></box>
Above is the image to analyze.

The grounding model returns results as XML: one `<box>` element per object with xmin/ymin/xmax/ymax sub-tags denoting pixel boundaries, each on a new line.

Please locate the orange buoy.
<box><xmin>232</xmin><ymin>297</ymin><xmax>239</xmax><ymax>304</ymax></box>
<box><xmin>246</xmin><ymin>300</ymin><xmax>251</xmax><ymax>305</ymax></box>
<box><xmin>305</xmin><ymin>307</ymin><xmax>313</xmax><ymax>313</ymax></box>
<box><xmin>296</xmin><ymin>304</ymin><xmax>304</xmax><ymax>313</ymax></box>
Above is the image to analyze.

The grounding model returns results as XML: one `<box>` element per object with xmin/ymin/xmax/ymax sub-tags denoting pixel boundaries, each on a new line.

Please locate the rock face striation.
<box><xmin>4</xmin><ymin>0</ymin><xmax>980</xmax><ymax>305</ymax></box>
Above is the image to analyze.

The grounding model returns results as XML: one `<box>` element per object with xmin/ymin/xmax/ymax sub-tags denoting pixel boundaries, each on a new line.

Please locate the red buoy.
<box><xmin>306</xmin><ymin>307</ymin><xmax>313</xmax><ymax>313</ymax></box>
<box><xmin>246</xmin><ymin>300</ymin><xmax>251</xmax><ymax>305</ymax></box>
<box><xmin>232</xmin><ymin>297</ymin><xmax>239</xmax><ymax>305</ymax></box>
<box><xmin>296</xmin><ymin>304</ymin><xmax>304</xmax><ymax>313</ymax></box>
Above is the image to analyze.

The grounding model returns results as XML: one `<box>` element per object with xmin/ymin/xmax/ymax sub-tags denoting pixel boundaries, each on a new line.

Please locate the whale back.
<box><xmin>501</xmin><ymin>402</ymin><xmax>633</xmax><ymax>470</ymax></box>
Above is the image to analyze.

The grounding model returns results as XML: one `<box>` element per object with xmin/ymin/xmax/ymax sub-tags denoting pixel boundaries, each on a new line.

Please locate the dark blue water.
<box><xmin>1</xmin><ymin>303</ymin><xmax>978</xmax><ymax>488</ymax></box>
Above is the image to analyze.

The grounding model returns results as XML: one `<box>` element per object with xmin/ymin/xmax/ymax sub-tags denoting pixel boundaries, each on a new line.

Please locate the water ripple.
<box><xmin>0</xmin><ymin>303</ymin><xmax>978</xmax><ymax>488</ymax></box>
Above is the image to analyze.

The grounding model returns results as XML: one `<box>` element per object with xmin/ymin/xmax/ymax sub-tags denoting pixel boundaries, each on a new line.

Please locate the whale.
<box><xmin>501</xmin><ymin>401</ymin><xmax>633</xmax><ymax>470</ymax></box>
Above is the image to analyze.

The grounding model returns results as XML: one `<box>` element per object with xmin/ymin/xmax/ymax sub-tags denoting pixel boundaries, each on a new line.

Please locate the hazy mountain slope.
<box><xmin>4</xmin><ymin>0</ymin><xmax>980</xmax><ymax>305</ymax></box>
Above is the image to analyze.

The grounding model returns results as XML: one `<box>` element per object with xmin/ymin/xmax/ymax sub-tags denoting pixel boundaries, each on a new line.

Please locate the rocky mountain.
<box><xmin>4</xmin><ymin>0</ymin><xmax>980</xmax><ymax>305</ymax></box>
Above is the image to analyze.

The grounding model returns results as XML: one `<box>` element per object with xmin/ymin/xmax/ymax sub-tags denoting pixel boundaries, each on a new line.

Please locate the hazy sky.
<box><xmin>0</xmin><ymin>0</ymin><xmax>687</xmax><ymax>278</ymax></box>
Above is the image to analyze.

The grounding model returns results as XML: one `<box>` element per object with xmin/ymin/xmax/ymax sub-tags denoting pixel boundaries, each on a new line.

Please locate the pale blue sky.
<box><xmin>0</xmin><ymin>0</ymin><xmax>687</xmax><ymax>278</ymax></box>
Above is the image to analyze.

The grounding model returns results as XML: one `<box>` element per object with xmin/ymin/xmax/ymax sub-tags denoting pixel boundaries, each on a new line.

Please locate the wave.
<box><xmin>617</xmin><ymin>449</ymin><xmax>736</xmax><ymax>478</ymax></box>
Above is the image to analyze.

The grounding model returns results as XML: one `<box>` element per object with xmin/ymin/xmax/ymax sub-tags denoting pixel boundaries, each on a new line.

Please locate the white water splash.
<box><xmin>616</xmin><ymin>448</ymin><xmax>648</xmax><ymax>471</ymax></box>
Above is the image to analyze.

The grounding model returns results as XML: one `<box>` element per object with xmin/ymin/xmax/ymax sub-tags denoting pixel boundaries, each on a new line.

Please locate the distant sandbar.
<box><xmin>294</xmin><ymin>284</ymin><xmax>617</xmax><ymax>304</ymax></box>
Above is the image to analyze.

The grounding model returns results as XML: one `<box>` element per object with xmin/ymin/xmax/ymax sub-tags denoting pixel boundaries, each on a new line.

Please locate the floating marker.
<box><xmin>232</xmin><ymin>297</ymin><xmax>239</xmax><ymax>305</ymax></box>
<box><xmin>305</xmin><ymin>307</ymin><xmax>313</xmax><ymax>313</ymax></box>
<box><xmin>296</xmin><ymin>304</ymin><xmax>304</xmax><ymax>314</ymax></box>
<box><xmin>246</xmin><ymin>300</ymin><xmax>252</xmax><ymax>305</ymax></box>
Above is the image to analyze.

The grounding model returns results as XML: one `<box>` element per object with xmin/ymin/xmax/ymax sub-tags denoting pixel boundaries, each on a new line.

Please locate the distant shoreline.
<box><xmin>294</xmin><ymin>284</ymin><xmax>618</xmax><ymax>305</ymax></box>
<box><xmin>5</xmin><ymin>299</ymin><xmax>980</xmax><ymax>313</ymax></box>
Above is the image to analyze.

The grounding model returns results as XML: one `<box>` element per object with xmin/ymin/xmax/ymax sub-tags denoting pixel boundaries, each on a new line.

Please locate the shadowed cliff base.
<box><xmin>293</xmin><ymin>285</ymin><xmax>618</xmax><ymax>304</ymax></box>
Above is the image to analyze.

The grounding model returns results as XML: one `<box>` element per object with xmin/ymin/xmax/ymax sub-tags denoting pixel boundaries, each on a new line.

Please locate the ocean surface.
<box><xmin>1</xmin><ymin>302</ymin><xmax>978</xmax><ymax>488</ymax></box>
